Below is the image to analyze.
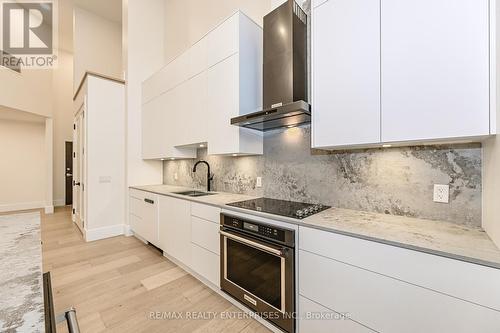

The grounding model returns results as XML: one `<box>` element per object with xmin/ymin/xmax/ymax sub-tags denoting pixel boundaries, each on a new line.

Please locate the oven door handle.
<box><xmin>219</xmin><ymin>230</ymin><xmax>284</xmax><ymax>257</ymax></box>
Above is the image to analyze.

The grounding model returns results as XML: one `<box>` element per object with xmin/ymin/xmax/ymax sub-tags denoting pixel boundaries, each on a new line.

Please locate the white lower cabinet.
<box><xmin>128</xmin><ymin>190</ymin><xmax>159</xmax><ymax>246</ymax></box>
<box><xmin>299</xmin><ymin>296</ymin><xmax>374</xmax><ymax>333</ymax></box>
<box><xmin>299</xmin><ymin>227</ymin><xmax>500</xmax><ymax>333</ymax></box>
<box><xmin>191</xmin><ymin>216</ymin><xmax>220</xmax><ymax>255</ymax></box>
<box><xmin>191</xmin><ymin>243</ymin><xmax>220</xmax><ymax>286</ymax></box>
<box><xmin>158</xmin><ymin>196</ymin><xmax>192</xmax><ymax>267</ymax></box>
<box><xmin>190</xmin><ymin>207</ymin><xmax>221</xmax><ymax>286</ymax></box>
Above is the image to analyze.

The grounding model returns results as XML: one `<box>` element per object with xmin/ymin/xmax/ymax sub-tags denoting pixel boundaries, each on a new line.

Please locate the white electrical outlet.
<box><xmin>433</xmin><ymin>184</ymin><xmax>449</xmax><ymax>203</ymax></box>
<box><xmin>256</xmin><ymin>177</ymin><xmax>262</xmax><ymax>188</ymax></box>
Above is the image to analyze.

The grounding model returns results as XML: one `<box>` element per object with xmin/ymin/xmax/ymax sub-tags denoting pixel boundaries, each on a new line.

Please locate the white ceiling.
<box><xmin>73</xmin><ymin>0</ymin><xmax>122</xmax><ymax>23</ymax></box>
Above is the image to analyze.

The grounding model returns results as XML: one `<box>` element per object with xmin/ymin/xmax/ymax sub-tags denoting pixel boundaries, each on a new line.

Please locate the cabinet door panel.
<box><xmin>188</xmin><ymin>38</ymin><xmax>208</xmax><ymax>78</ymax></box>
<box><xmin>300</xmin><ymin>250</ymin><xmax>500</xmax><ymax>333</ymax></box>
<box><xmin>191</xmin><ymin>216</ymin><xmax>220</xmax><ymax>255</ymax></box>
<box><xmin>142</xmin><ymin>97</ymin><xmax>165</xmax><ymax>159</ymax></box>
<box><xmin>207</xmin><ymin>54</ymin><xmax>240</xmax><ymax>155</ymax></box>
<box><xmin>159</xmin><ymin>196</ymin><xmax>191</xmax><ymax>267</ymax></box>
<box><xmin>183</xmin><ymin>72</ymin><xmax>208</xmax><ymax>145</ymax></box>
<box><xmin>381</xmin><ymin>0</ymin><xmax>490</xmax><ymax>142</ymax></box>
<box><xmin>312</xmin><ymin>0</ymin><xmax>380</xmax><ymax>148</ymax></box>
<box><xmin>299</xmin><ymin>296</ymin><xmax>375</xmax><ymax>333</ymax></box>
<box><xmin>207</xmin><ymin>14</ymin><xmax>238</xmax><ymax>68</ymax></box>
<box><xmin>191</xmin><ymin>243</ymin><xmax>220</xmax><ymax>286</ymax></box>
<box><xmin>129</xmin><ymin>193</ymin><xmax>158</xmax><ymax>245</ymax></box>
<box><xmin>300</xmin><ymin>226</ymin><xmax>500</xmax><ymax>312</ymax></box>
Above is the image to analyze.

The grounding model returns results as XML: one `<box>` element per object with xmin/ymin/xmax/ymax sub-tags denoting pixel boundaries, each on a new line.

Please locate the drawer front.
<box><xmin>129</xmin><ymin>188</ymin><xmax>146</xmax><ymax>200</ymax></box>
<box><xmin>299</xmin><ymin>226</ymin><xmax>500</xmax><ymax>311</ymax></box>
<box><xmin>191</xmin><ymin>243</ymin><xmax>220</xmax><ymax>286</ymax></box>
<box><xmin>299</xmin><ymin>250</ymin><xmax>500</xmax><ymax>333</ymax></box>
<box><xmin>191</xmin><ymin>216</ymin><xmax>220</xmax><ymax>255</ymax></box>
<box><xmin>299</xmin><ymin>296</ymin><xmax>375</xmax><ymax>333</ymax></box>
<box><xmin>191</xmin><ymin>202</ymin><xmax>221</xmax><ymax>224</ymax></box>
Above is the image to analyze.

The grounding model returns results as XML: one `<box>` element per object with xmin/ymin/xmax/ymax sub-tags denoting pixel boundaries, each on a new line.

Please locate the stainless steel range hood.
<box><xmin>231</xmin><ymin>0</ymin><xmax>309</xmax><ymax>132</ymax></box>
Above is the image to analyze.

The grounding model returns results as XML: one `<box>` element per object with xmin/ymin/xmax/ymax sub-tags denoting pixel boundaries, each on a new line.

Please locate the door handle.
<box><xmin>73</xmin><ymin>181</ymin><xmax>80</xmax><ymax>186</ymax></box>
<box><xmin>66</xmin><ymin>173</ymin><xmax>73</xmax><ymax>177</ymax></box>
<box><xmin>219</xmin><ymin>230</ymin><xmax>284</xmax><ymax>257</ymax></box>
<box><xmin>144</xmin><ymin>198</ymin><xmax>155</xmax><ymax>204</ymax></box>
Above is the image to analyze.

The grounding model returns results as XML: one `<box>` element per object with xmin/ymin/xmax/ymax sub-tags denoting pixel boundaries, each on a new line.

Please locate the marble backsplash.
<box><xmin>163</xmin><ymin>126</ymin><xmax>482</xmax><ymax>227</ymax></box>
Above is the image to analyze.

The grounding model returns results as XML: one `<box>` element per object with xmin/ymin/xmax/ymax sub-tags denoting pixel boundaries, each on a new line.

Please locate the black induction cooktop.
<box><xmin>227</xmin><ymin>198</ymin><xmax>330</xmax><ymax>219</ymax></box>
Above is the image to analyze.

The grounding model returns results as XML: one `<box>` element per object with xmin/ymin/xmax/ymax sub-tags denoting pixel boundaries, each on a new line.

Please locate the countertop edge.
<box><xmin>129</xmin><ymin>186</ymin><xmax>500</xmax><ymax>271</ymax></box>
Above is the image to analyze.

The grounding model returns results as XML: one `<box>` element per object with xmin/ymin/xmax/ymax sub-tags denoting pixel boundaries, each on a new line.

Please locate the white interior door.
<box><xmin>73</xmin><ymin>105</ymin><xmax>85</xmax><ymax>232</ymax></box>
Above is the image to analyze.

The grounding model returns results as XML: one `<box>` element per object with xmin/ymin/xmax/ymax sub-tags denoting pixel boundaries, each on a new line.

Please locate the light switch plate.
<box><xmin>433</xmin><ymin>184</ymin><xmax>449</xmax><ymax>203</ymax></box>
<box><xmin>256</xmin><ymin>177</ymin><xmax>262</xmax><ymax>188</ymax></box>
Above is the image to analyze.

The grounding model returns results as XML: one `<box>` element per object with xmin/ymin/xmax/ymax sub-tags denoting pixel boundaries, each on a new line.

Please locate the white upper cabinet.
<box><xmin>206</xmin><ymin>53</ymin><xmax>263</xmax><ymax>155</ymax></box>
<box><xmin>142</xmin><ymin>11</ymin><xmax>263</xmax><ymax>159</ymax></box>
<box><xmin>188</xmin><ymin>38</ymin><xmax>208</xmax><ymax>79</ymax></box>
<box><xmin>206</xmin><ymin>13</ymin><xmax>239</xmax><ymax>68</ymax></box>
<box><xmin>142</xmin><ymin>89</ymin><xmax>197</xmax><ymax>160</ymax></box>
<box><xmin>312</xmin><ymin>0</ymin><xmax>381</xmax><ymax>148</ymax></box>
<box><xmin>312</xmin><ymin>0</ymin><xmax>494</xmax><ymax>149</ymax></box>
<box><xmin>381</xmin><ymin>0</ymin><xmax>490</xmax><ymax>143</ymax></box>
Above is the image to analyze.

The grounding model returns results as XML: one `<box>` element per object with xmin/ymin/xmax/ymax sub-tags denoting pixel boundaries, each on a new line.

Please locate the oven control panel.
<box><xmin>223</xmin><ymin>216</ymin><xmax>287</xmax><ymax>243</ymax></box>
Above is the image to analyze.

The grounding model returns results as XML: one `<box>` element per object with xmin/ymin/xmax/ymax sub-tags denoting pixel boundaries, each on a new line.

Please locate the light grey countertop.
<box><xmin>0</xmin><ymin>212</ymin><xmax>44</xmax><ymax>333</ymax></box>
<box><xmin>131</xmin><ymin>184</ymin><xmax>500</xmax><ymax>270</ymax></box>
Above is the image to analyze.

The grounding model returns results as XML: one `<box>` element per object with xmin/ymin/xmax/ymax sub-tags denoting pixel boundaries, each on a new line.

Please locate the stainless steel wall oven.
<box><xmin>220</xmin><ymin>213</ymin><xmax>295</xmax><ymax>333</ymax></box>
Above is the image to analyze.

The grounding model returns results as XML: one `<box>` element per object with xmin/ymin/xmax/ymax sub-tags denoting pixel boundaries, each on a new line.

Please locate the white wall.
<box><xmin>123</xmin><ymin>0</ymin><xmax>164</xmax><ymax>187</ymax></box>
<box><xmin>52</xmin><ymin>50</ymin><xmax>74</xmax><ymax>207</ymax></box>
<box><xmin>0</xmin><ymin>118</ymin><xmax>47</xmax><ymax>212</ymax></box>
<box><xmin>0</xmin><ymin>69</ymin><xmax>53</xmax><ymax>118</ymax></box>
<box><xmin>164</xmin><ymin>0</ymin><xmax>272</xmax><ymax>63</ymax></box>
<box><xmin>73</xmin><ymin>7</ymin><xmax>123</xmax><ymax>91</ymax></box>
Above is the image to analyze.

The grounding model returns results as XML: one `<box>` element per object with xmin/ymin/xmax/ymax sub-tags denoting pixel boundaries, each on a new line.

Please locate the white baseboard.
<box><xmin>85</xmin><ymin>224</ymin><xmax>125</xmax><ymax>242</ymax></box>
<box><xmin>45</xmin><ymin>206</ymin><xmax>54</xmax><ymax>214</ymax></box>
<box><xmin>124</xmin><ymin>225</ymin><xmax>134</xmax><ymax>237</ymax></box>
<box><xmin>0</xmin><ymin>201</ymin><xmax>45</xmax><ymax>213</ymax></box>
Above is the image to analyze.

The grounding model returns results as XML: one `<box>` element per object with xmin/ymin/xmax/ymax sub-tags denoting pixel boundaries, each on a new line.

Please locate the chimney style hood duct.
<box><xmin>231</xmin><ymin>0</ymin><xmax>310</xmax><ymax>131</ymax></box>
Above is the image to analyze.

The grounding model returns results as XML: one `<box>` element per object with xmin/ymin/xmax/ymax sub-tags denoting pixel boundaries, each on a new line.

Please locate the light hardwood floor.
<box><xmin>41</xmin><ymin>207</ymin><xmax>270</xmax><ymax>333</ymax></box>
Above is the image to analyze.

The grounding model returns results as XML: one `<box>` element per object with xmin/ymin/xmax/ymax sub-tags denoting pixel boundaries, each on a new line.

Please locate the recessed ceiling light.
<box><xmin>287</xmin><ymin>125</ymin><xmax>295</xmax><ymax>128</ymax></box>
<box><xmin>161</xmin><ymin>159</ymin><xmax>165</xmax><ymax>161</ymax></box>
<box><xmin>199</xmin><ymin>144</ymin><xmax>205</xmax><ymax>148</ymax></box>
<box><xmin>232</xmin><ymin>154</ymin><xmax>238</xmax><ymax>157</ymax></box>
<box><xmin>382</xmin><ymin>144</ymin><xmax>392</xmax><ymax>148</ymax></box>
<box><xmin>170</xmin><ymin>158</ymin><xmax>175</xmax><ymax>160</ymax></box>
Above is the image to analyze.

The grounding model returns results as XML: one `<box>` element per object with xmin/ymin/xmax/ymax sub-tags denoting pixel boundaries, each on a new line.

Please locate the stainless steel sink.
<box><xmin>173</xmin><ymin>190</ymin><xmax>217</xmax><ymax>197</ymax></box>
